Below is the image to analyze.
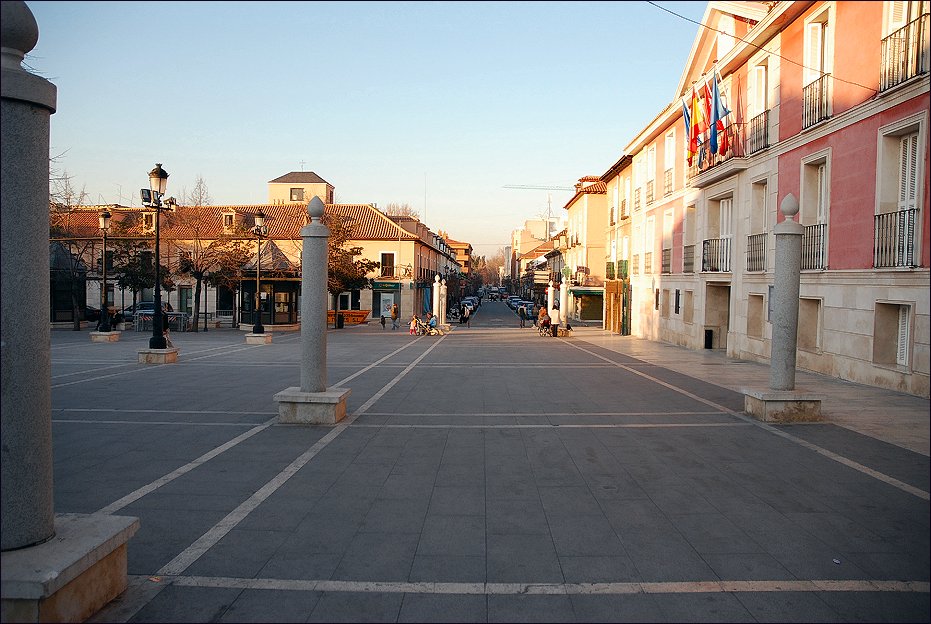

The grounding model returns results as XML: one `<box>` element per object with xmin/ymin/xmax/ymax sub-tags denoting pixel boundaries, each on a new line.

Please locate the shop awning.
<box><xmin>569</xmin><ymin>287</ymin><xmax>605</xmax><ymax>296</ymax></box>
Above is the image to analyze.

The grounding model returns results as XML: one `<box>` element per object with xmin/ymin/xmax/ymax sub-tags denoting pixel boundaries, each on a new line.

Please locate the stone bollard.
<box><xmin>742</xmin><ymin>193</ymin><xmax>823</xmax><ymax>422</ymax></box>
<box><xmin>1</xmin><ymin>3</ymin><xmax>138</xmax><ymax>621</ymax></box>
<box><xmin>274</xmin><ymin>197</ymin><xmax>350</xmax><ymax>424</ymax></box>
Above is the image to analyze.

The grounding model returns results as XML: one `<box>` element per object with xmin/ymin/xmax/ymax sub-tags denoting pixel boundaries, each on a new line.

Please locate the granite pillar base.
<box><xmin>743</xmin><ymin>388</ymin><xmax>824</xmax><ymax>422</ymax></box>
<box><xmin>89</xmin><ymin>331</ymin><xmax>120</xmax><ymax>343</ymax></box>
<box><xmin>274</xmin><ymin>386</ymin><xmax>351</xmax><ymax>425</ymax></box>
<box><xmin>245</xmin><ymin>333</ymin><xmax>273</xmax><ymax>344</ymax></box>
<box><xmin>1</xmin><ymin>513</ymin><xmax>139</xmax><ymax>624</ymax></box>
<box><xmin>137</xmin><ymin>347</ymin><xmax>179</xmax><ymax>364</ymax></box>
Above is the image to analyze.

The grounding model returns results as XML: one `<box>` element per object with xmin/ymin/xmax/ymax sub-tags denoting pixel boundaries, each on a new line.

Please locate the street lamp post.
<box><xmin>143</xmin><ymin>164</ymin><xmax>170</xmax><ymax>349</ymax></box>
<box><xmin>253</xmin><ymin>210</ymin><xmax>268</xmax><ymax>334</ymax></box>
<box><xmin>98</xmin><ymin>209</ymin><xmax>112</xmax><ymax>331</ymax></box>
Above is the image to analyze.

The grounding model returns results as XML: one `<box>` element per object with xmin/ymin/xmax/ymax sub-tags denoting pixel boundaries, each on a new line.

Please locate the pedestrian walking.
<box><xmin>390</xmin><ymin>303</ymin><xmax>400</xmax><ymax>330</ymax></box>
<box><xmin>518</xmin><ymin>303</ymin><xmax>527</xmax><ymax>327</ymax></box>
<box><xmin>380</xmin><ymin>315</ymin><xmax>386</xmax><ymax>330</ymax></box>
<box><xmin>409</xmin><ymin>314</ymin><xmax>418</xmax><ymax>335</ymax></box>
<box><xmin>462</xmin><ymin>304</ymin><xmax>471</xmax><ymax>327</ymax></box>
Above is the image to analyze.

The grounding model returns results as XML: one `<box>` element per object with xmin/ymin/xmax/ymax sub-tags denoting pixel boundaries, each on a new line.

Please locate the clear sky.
<box><xmin>27</xmin><ymin>1</ymin><xmax>707</xmax><ymax>255</ymax></box>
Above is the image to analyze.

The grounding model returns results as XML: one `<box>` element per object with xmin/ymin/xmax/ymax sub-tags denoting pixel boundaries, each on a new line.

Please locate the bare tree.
<box><xmin>49</xmin><ymin>172</ymin><xmax>96</xmax><ymax>330</ymax></box>
<box><xmin>382</xmin><ymin>202</ymin><xmax>420</xmax><ymax>219</ymax></box>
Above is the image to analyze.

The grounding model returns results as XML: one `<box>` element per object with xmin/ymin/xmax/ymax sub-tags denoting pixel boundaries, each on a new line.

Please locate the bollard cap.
<box><xmin>1</xmin><ymin>1</ymin><xmax>39</xmax><ymax>70</ymax></box>
<box><xmin>307</xmin><ymin>196</ymin><xmax>325</xmax><ymax>222</ymax></box>
<box><xmin>779</xmin><ymin>193</ymin><xmax>799</xmax><ymax>218</ymax></box>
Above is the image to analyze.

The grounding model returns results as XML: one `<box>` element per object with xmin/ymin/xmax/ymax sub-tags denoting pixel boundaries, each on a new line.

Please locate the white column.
<box><xmin>432</xmin><ymin>274</ymin><xmax>440</xmax><ymax>318</ymax></box>
<box><xmin>559</xmin><ymin>281</ymin><xmax>569</xmax><ymax>326</ymax></box>
<box><xmin>440</xmin><ymin>279</ymin><xmax>447</xmax><ymax>325</ymax></box>
<box><xmin>546</xmin><ymin>281</ymin><xmax>555</xmax><ymax>319</ymax></box>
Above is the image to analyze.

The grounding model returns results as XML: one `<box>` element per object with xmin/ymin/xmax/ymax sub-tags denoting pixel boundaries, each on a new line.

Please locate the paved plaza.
<box><xmin>46</xmin><ymin>301</ymin><xmax>929</xmax><ymax>622</ymax></box>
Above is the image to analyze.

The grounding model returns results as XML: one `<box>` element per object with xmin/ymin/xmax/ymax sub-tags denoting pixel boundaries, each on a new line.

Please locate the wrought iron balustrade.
<box><xmin>747</xmin><ymin>232</ymin><xmax>767</xmax><ymax>272</ymax></box>
<box><xmin>801</xmin><ymin>223</ymin><xmax>826</xmax><ymax>270</ymax></box>
<box><xmin>874</xmin><ymin>208</ymin><xmax>918</xmax><ymax>268</ymax></box>
<box><xmin>702</xmin><ymin>237</ymin><xmax>731</xmax><ymax>272</ymax></box>
<box><xmin>881</xmin><ymin>13</ymin><xmax>930</xmax><ymax>91</ymax></box>
<box><xmin>802</xmin><ymin>74</ymin><xmax>832</xmax><ymax>128</ymax></box>
<box><xmin>747</xmin><ymin>110</ymin><xmax>770</xmax><ymax>154</ymax></box>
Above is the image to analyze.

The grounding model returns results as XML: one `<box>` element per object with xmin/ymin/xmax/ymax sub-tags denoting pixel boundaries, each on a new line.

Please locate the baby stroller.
<box><xmin>416</xmin><ymin>317</ymin><xmax>442</xmax><ymax>336</ymax></box>
<box><xmin>538</xmin><ymin>317</ymin><xmax>552</xmax><ymax>337</ymax></box>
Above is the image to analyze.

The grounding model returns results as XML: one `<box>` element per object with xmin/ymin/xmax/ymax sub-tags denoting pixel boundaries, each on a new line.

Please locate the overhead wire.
<box><xmin>646</xmin><ymin>1</ymin><xmax>879</xmax><ymax>95</ymax></box>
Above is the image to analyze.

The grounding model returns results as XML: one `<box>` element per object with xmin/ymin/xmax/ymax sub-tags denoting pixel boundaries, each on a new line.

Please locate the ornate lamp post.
<box><xmin>252</xmin><ymin>209</ymin><xmax>268</xmax><ymax>334</ymax></box>
<box><xmin>98</xmin><ymin>209</ymin><xmax>112</xmax><ymax>331</ymax></box>
<box><xmin>142</xmin><ymin>163</ymin><xmax>170</xmax><ymax>349</ymax></box>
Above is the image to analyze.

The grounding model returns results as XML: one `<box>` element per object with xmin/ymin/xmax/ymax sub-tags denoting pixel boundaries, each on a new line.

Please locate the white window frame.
<box><xmin>804</xmin><ymin>5</ymin><xmax>835</xmax><ymax>86</ymax></box>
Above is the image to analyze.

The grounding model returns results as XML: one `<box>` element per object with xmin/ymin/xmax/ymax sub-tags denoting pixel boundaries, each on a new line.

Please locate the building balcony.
<box><xmin>874</xmin><ymin>208</ymin><xmax>919</xmax><ymax>268</ymax></box>
<box><xmin>683</xmin><ymin>245</ymin><xmax>695</xmax><ymax>274</ymax></box>
<box><xmin>747</xmin><ymin>110</ymin><xmax>770</xmax><ymax>155</ymax></box>
<box><xmin>687</xmin><ymin>122</ymin><xmax>746</xmax><ymax>185</ymax></box>
<box><xmin>661</xmin><ymin>248</ymin><xmax>671</xmax><ymax>274</ymax></box>
<box><xmin>802</xmin><ymin>224</ymin><xmax>826</xmax><ymax>270</ymax></box>
<box><xmin>747</xmin><ymin>232</ymin><xmax>767</xmax><ymax>272</ymax></box>
<box><xmin>802</xmin><ymin>74</ymin><xmax>832</xmax><ymax>128</ymax></box>
<box><xmin>702</xmin><ymin>237</ymin><xmax>731</xmax><ymax>273</ymax></box>
<box><xmin>881</xmin><ymin>12</ymin><xmax>930</xmax><ymax>91</ymax></box>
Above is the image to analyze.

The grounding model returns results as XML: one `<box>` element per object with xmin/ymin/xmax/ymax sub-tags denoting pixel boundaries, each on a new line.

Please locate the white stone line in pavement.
<box><xmin>53</xmin><ymin>419</ymin><xmax>262</xmax><ymax>427</ymax></box>
<box><xmin>361</xmin><ymin>411</ymin><xmax>728</xmax><ymax>417</ymax></box>
<box><xmin>333</xmin><ymin>337</ymin><xmax>426</xmax><ymax>388</ymax></box>
<box><xmin>353</xmin><ymin>423</ymin><xmax>752</xmax><ymax>429</ymax></box>
<box><xmin>568</xmin><ymin>340</ymin><xmax>931</xmax><ymax>502</ymax></box>
<box><xmin>170</xmin><ymin>575</ymin><xmax>931</xmax><ymax>596</ymax></box>
<box><xmin>155</xmin><ymin>335</ymin><xmax>448</xmax><ymax>579</ymax></box>
<box><xmin>95</xmin><ymin>417</ymin><xmax>277</xmax><ymax>516</ymax></box>
<box><xmin>55</xmin><ymin>407</ymin><xmax>276</xmax><ymax>415</ymax></box>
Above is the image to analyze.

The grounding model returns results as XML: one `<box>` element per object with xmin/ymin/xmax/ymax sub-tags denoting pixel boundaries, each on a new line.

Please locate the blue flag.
<box><xmin>709</xmin><ymin>74</ymin><xmax>731</xmax><ymax>154</ymax></box>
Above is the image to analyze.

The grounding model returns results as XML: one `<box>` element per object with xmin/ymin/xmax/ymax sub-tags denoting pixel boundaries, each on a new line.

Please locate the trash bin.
<box><xmin>336</xmin><ymin>313</ymin><xmax>345</xmax><ymax>329</ymax></box>
<box><xmin>704</xmin><ymin>329</ymin><xmax>714</xmax><ymax>349</ymax></box>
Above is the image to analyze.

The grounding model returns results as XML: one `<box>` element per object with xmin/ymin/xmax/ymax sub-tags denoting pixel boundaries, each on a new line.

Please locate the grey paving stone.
<box><xmin>732</xmin><ymin>591</ymin><xmax>840</xmax><ymax>623</ymax></box>
<box><xmin>332</xmin><ymin>531</ymin><xmax>420</xmax><ymax>581</ymax></box>
<box><xmin>654</xmin><ymin>591</ymin><xmax>755</xmax><ymax>623</ymax></box>
<box><xmin>538</xmin><ymin>486</ymin><xmax>603</xmax><ymax>516</ymax></box>
<box><xmin>486</xmin><ymin>533</ymin><xmax>563</xmax><ymax>583</ymax></box>
<box><xmin>258</xmin><ymin>551</ymin><xmax>343</xmax><ymax>580</ymax></box>
<box><xmin>398</xmin><ymin>593</ymin><xmax>487</xmax><ymax>623</ymax></box>
<box><xmin>700</xmin><ymin>552</ymin><xmax>796</xmax><ymax>581</ymax></box>
<box><xmin>359</xmin><ymin>498</ymin><xmax>430</xmax><ymax>534</ymax></box>
<box><xmin>409</xmin><ymin>554</ymin><xmax>486</xmax><ymax>583</ymax></box>
<box><xmin>569</xmin><ymin>593</ymin><xmax>666</xmax><ymax>623</ymax></box>
<box><xmin>417</xmin><ymin>514</ymin><xmax>485</xmax><ymax>557</ymax></box>
<box><xmin>486</xmin><ymin>498</ymin><xmax>550</xmax><ymax>535</ymax></box>
<box><xmin>547</xmin><ymin>513</ymin><xmax>626</xmax><ymax>557</ymax></box>
<box><xmin>219</xmin><ymin>588</ymin><xmax>322</xmax><ymax>623</ymax></box>
<box><xmin>668</xmin><ymin>512</ymin><xmax>765</xmax><ymax>554</ymax></box>
<box><xmin>185</xmin><ymin>528</ymin><xmax>291</xmax><ymax>578</ymax></box>
<box><xmin>559</xmin><ymin>554</ymin><xmax>640</xmax><ymax>583</ymax></box>
<box><xmin>128</xmin><ymin>585</ymin><xmax>243</xmax><ymax>623</ymax></box>
<box><xmin>428</xmin><ymin>485</ymin><xmax>485</xmax><ymax>516</ymax></box>
<box><xmin>487</xmin><ymin>594</ymin><xmax>576</xmax><ymax>623</ymax></box>
<box><xmin>307</xmin><ymin>591</ymin><xmax>404</xmax><ymax>623</ymax></box>
<box><xmin>816</xmin><ymin>591</ymin><xmax>931</xmax><ymax>623</ymax></box>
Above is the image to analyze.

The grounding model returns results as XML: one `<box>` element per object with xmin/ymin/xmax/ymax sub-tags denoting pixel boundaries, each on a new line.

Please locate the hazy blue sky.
<box><xmin>27</xmin><ymin>1</ymin><xmax>707</xmax><ymax>254</ymax></box>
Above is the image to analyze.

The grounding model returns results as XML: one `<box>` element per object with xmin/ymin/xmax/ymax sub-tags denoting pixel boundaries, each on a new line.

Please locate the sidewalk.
<box><xmin>570</xmin><ymin>327</ymin><xmax>930</xmax><ymax>456</ymax></box>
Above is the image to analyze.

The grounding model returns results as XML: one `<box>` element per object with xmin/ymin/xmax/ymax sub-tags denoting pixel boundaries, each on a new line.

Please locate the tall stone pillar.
<box><xmin>275</xmin><ymin>197</ymin><xmax>350</xmax><ymax>424</ymax></box>
<box><xmin>770</xmin><ymin>194</ymin><xmax>804</xmax><ymax>391</ymax></box>
<box><xmin>2</xmin><ymin>4</ymin><xmax>139</xmax><ymax>621</ymax></box>
<box><xmin>1</xmin><ymin>0</ymin><xmax>57</xmax><ymax>553</ymax></box>
<box><xmin>546</xmin><ymin>281</ymin><xmax>555</xmax><ymax>319</ymax></box>
<box><xmin>440</xmin><ymin>279</ymin><xmax>447</xmax><ymax>325</ymax></box>
<box><xmin>742</xmin><ymin>193</ymin><xmax>823</xmax><ymax>422</ymax></box>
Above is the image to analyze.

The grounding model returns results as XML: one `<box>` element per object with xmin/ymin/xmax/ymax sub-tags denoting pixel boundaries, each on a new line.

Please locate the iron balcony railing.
<box><xmin>379</xmin><ymin>267</ymin><xmax>397</xmax><ymax>278</ymax></box>
<box><xmin>747</xmin><ymin>110</ymin><xmax>770</xmax><ymax>155</ymax></box>
<box><xmin>687</xmin><ymin>122</ymin><xmax>744</xmax><ymax>179</ymax></box>
<box><xmin>802</xmin><ymin>73</ymin><xmax>832</xmax><ymax>128</ymax></box>
<box><xmin>620</xmin><ymin>199</ymin><xmax>628</xmax><ymax>220</ymax></box>
<box><xmin>747</xmin><ymin>232</ymin><xmax>767</xmax><ymax>272</ymax></box>
<box><xmin>632</xmin><ymin>254</ymin><xmax>640</xmax><ymax>276</ymax></box>
<box><xmin>606</xmin><ymin>261</ymin><xmax>615</xmax><ymax>280</ymax></box>
<box><xmin>643</xmin><ymin>252</ymin><xmax>653</xmax><ymax>275</ymax></box>
<box><xmin>633</xmin><ymin>188</ymin><xmax>641</xmax><ymax>212</ymax></box>
<box><xmin>881</xmin><ymin>12</ymin><xmax>930</xmax><ymax>91</ymax></box>
<box><xmin>874</xmin><ymin>208</ymin><xmax>918</xmax><ymax>268</ymax></box>
<box><xmin>663</xmin><ymin>169</ymin><xmax>673</xmax><ymax>196</ymax></box>
<box><xmin>661</xmin><ymin>248</ymin><xmax>671</xmax><ymax>274</ymax></box>
<box><xmin>683</xmin><ymin>245</ymin><xmax>695</xmax><ymax>273</ymax></box>
<box><xmin>801</xmin><ymin>223</ymin><xmax>826</xmax><ymax>270</ymax></box>
<box><xmin>618</xmin><ymin>260</ymin><xmax>629</xmax><ymax>279</ymax></box>
<box><xmin>646</xmin><ymin>180</ymin><xmax>654</xmax><ymax>204</ymax></box>
<box><xmin>702</xmin><ymin>237</ymin><xmax>731</xmax><ymax>272</ymax></box>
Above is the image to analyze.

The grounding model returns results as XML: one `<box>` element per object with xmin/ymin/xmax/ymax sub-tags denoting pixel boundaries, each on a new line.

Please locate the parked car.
<box><xmin>83</xmin><ymin>305</ymin><xmax>101</xmax><ymax>322</ymax></box>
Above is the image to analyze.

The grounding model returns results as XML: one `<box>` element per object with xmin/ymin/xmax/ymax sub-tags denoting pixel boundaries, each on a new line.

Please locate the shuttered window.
<box><xmin>899</xmin><ymin>133</ymin><xmax>919</xmax><ymax>211</ymax></box>
<box><xmin>897</xmin><ymin>305</ymin><xmax>910</xmax><ymax>365</ymax></box>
